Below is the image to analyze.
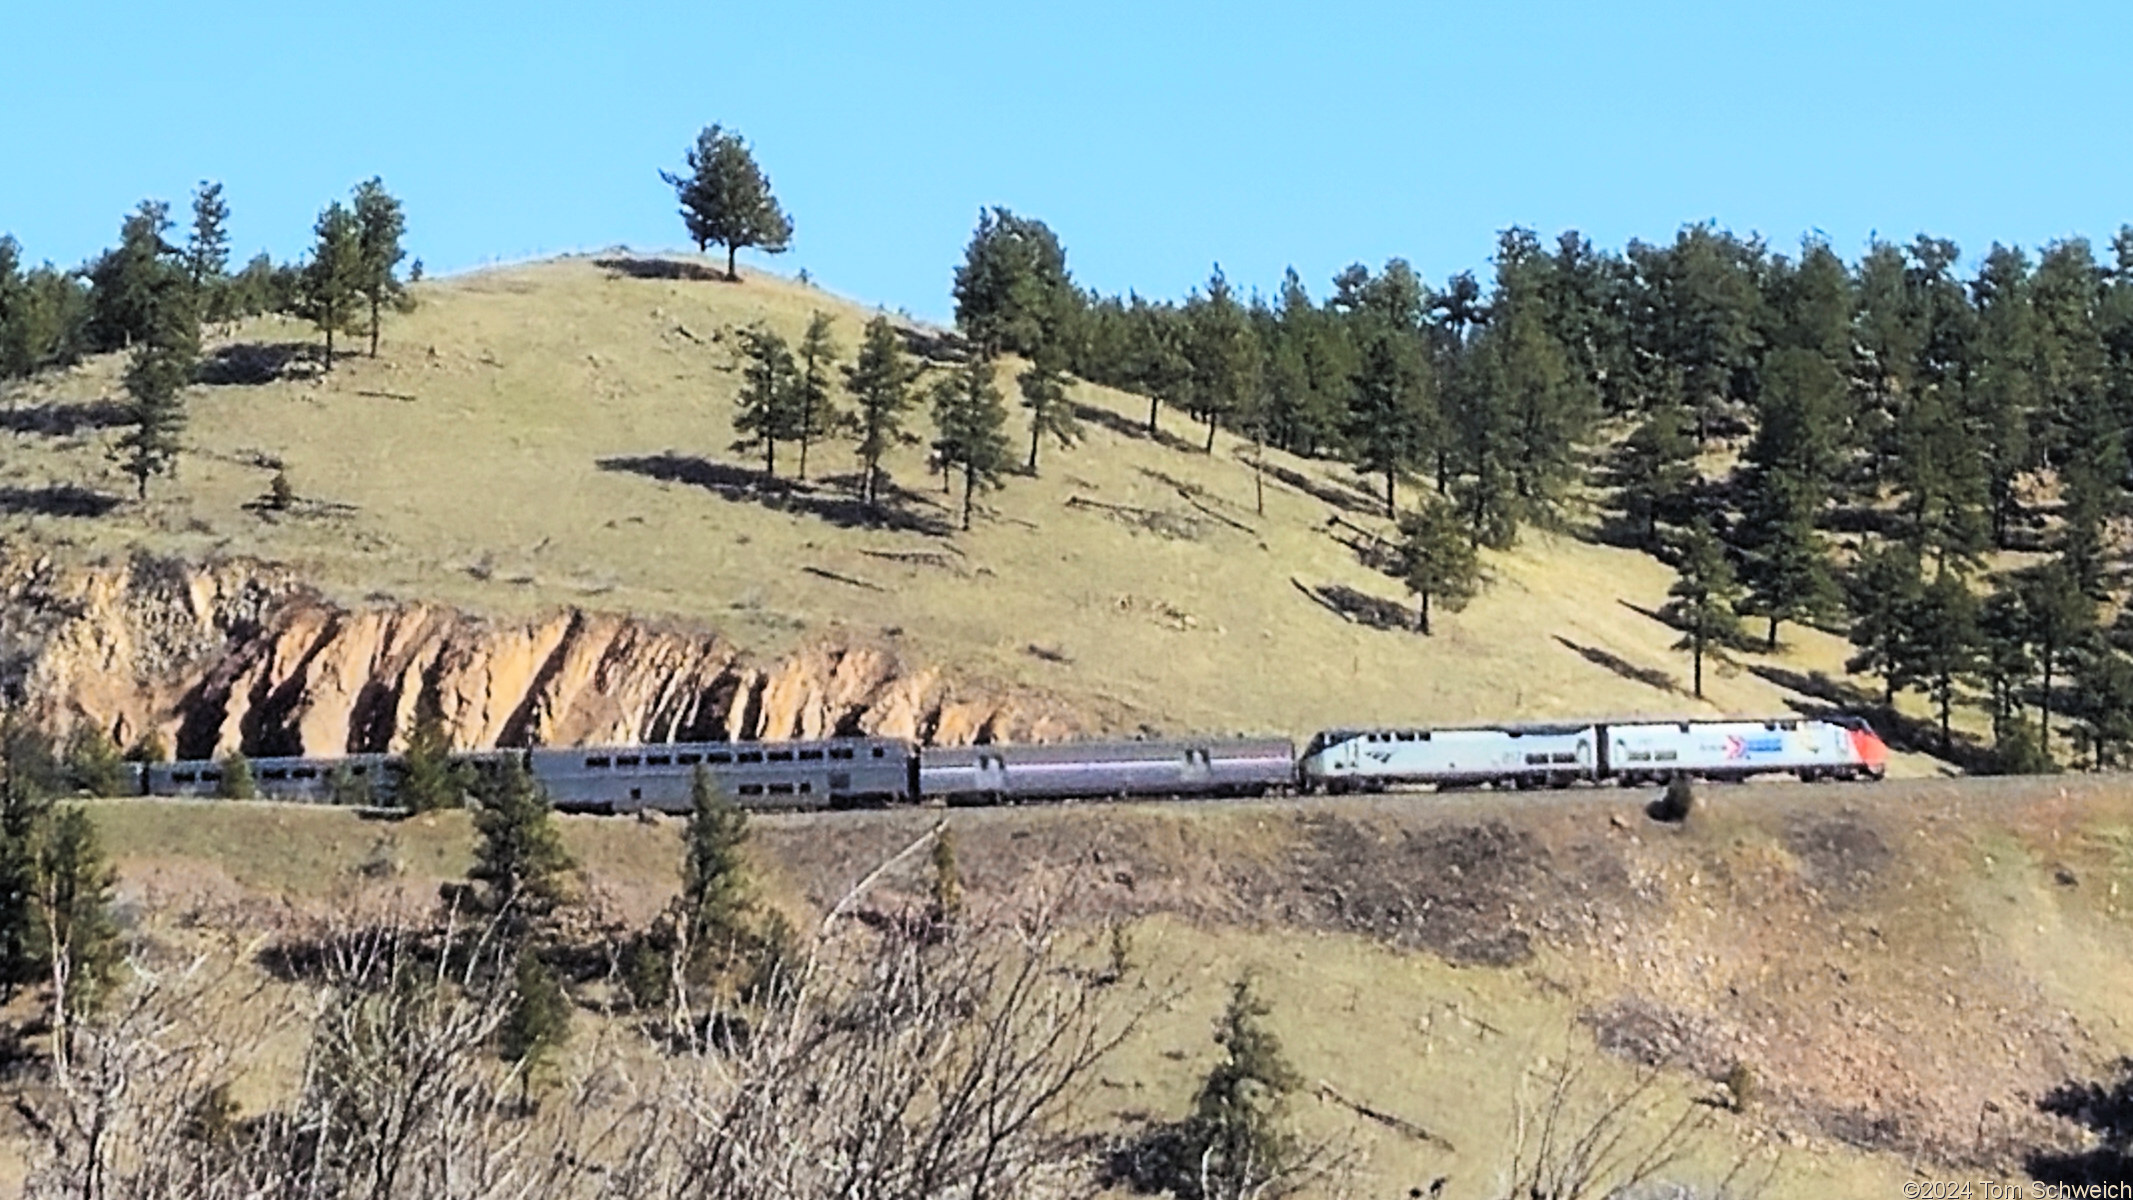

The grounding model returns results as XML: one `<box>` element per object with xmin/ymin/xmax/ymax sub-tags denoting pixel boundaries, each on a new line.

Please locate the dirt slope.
<box><xmin>63</xmin><ymin>773</ymin><xmax>2133</xmax><ymax>1197</ymax></box>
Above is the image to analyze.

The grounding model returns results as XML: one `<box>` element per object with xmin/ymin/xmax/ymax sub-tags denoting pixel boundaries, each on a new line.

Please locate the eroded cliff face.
<box><xmin>0</xmin><ymin>550</ymin><xmax>1086</xmax><ymax>757</ymax></box>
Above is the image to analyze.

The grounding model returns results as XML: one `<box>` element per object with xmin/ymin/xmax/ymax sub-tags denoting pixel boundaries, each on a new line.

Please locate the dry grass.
<box><xmin>3</xmin><ymin>254</ymin><xmax>1945</xmax><ymax>770</ymax></box>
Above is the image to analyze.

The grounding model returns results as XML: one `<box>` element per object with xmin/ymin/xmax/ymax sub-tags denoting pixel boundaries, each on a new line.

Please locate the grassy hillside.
<box><xmin>1</xmin><ymin>254</ymin><xmax>1943</xmax><ymax>766</ymax></box>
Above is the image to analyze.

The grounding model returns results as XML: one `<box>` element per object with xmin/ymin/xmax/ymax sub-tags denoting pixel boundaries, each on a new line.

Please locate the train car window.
<box><xmin>1780</xmin><ymin>721</ymin><xmax>1797</xmax><ymax>730</ymax></box>
<box><xmin>263</xmin><ymin>769</ymin><xmax>289</xmax><ymax>780</ymax></box>
<box><xmin>1552</xmin><ymin>752</ymin><xmax>1578</xmax><ymax>763</ymax></box>
<box><xmin>767</xmin><ymin>783</ymin><xmax>795</xmax><ymax>795</ymax></box>
<box><xmin>617</xmin><ymin>755</ymin><xmax>641</xmax><ymax>768</ymax></box>
<box><xmin>293</xmin><ymin>768</ymin><xmax>318</xmax><ymax>779</ymax></box>
<box><xmin>1656</xmin><ymin>750</ymin><xmax>1678</xmax><ymax>761</ymax></box>
<box><xmin>629</xmin><ymin>788</ymin><xmax>642</xmax><ymax>801</ymax></box>
<box><xmin>707</xmin><ymin>752</ymin><xmax>732</xmax><ymax>764</ymax></box>
<box><xmin>1524</xmin><ymin>753</ymin><xmax>1549</xmax><ymax>765</ymax></box>
<box><xmin>871</xmin><ymin>747</ymin><xmax>885</xmax><ymax>758</ymax></box>
<box><xmin>738</xmin><ymin>751</ymin><xmax>763</xmax><ymax>764</ymax></box>
<box><xmin>1395</xmin><ymin>732</ymin><xmax>1414</xmax><ymax>741</ymax></box>
<box><xmin>768</xmin><ymin>750</ymin><xmax>794</xmax><ymax>762</ymax></box>
<box><xmin>678</xmin><ymin>753</ymin><xmax>701</xmax><ymax>765</ymax></box>
<box><xmin>1677</xmin><ymin>723</ymin><xmax>1690</xmax><ymax>732</ymax></box>
<box><xmin>174</xmin><ymin>772</ymin><xmax>197</xmax><ymax>784</ymax></box>
<box><xmin>1627</xmin><ymin>752</ymin><xmax>1651</xmax><ymax>762</ymax></box>
<box><xmin>586</xmin><ymin>756</ymin><xmax>611</xmax><ymax>768</ymax></box>
<box><xmin>798</xmin><ymin>782</ymin><xmax>813</xmax><ymax>793</ymax></box>
<box><xmin>351</xmin><ymin>765</ymin><xmax>368</xmax><ymax>776</ymax></box>
<box><xmin>799</xmin><ymin>749</ymin><xmax>824</xmax><ymax>761</ymax></box>
<box><xmin>738</xmin><ymin>784</ymin><xmax>764</xmax><ymax>796</ymax></box>
<box><xmin>646</xmin><ymin>755</ymin><xmax>671</xmax><ymax>766</ymax></box>
<box><xmin>830</xmin><ymin>747</ymin><xmax>855</xmax><ymax>760</ymax></box>
<box><xmin>203</xmin><ymin>772</ymin><xmax>223</xmax><ymax>783</ymax></box>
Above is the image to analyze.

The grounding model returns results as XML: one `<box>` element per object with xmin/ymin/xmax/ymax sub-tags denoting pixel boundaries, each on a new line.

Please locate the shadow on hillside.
<box><xmin>594</xmin><ymin>256</ymin><xmax>727</xmax><ymax>282</ymax></box>
<box><xmin>1554</xmin><ymin>636</ymin><xmax>1681</xmax><ymax>695</ymax></box>
<box><xmin>1069</xmin><ymin>402</ymin><xmax>1202</xmax><ymax>455</ymax></box>
<box><xmin>0</xmin><ymin>399</ymin><xmax>131</xmax><ymax>437</ymax></box>
<box><xmin>2028</xmin><ymin>1059</ymin><xmax>2133</xmax><ymax>1187</ymax></box>
<box><xmin>598</xmin><ymin>453</ymin><xmax>955</xmax><ymax>536</ymax></box>
<box><xmin>1291</xmin><ymin>578</ymin><xmax>1414</xmax><ymax>632</ymax></box>
<box><xmin>198</xmin><ymin>341</ymin><xmax>317</xmax><ymax>386</ymax></box>
<box><xmin>0</xmin><ymin>484</ymin><xmax>123</xmax><ymax>518</ymax></box>
<box><xmin>897</xmin><ymin>326</ymin><xmax>972</xmax><ymax>366</ymax></box>
<box><xmin>1259</xmin><ymin>458</ymin><xmax>1386</xmax><ymax>518</ymax></box>
<box><xmin>1747</xmin><ymin>663</ymin><xmax>1989</xmax><ymax>771</ymax></box>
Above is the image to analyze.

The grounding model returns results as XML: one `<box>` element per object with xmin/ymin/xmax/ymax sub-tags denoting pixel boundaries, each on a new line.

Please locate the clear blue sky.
<box><xmin>4</xmin><ymin>1</ymin><xmax>2128</xmax><ymax>321</ymax></box>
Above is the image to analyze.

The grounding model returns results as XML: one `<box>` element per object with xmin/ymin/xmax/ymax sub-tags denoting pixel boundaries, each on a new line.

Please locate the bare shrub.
<box><xmin>1498</xmin><ymin>1055</ymin><xmax>1775</xmax><ymax>1200</ymax></box>
<box><xmin>16</xmin><ymin>867</ymin><xmax>1164</xmax><ymax>1200</ymax></box>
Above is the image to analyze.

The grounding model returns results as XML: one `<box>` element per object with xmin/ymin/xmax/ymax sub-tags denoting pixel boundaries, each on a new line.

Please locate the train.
<box><xmin>114</xmin><ymin>714</ymin><xmax>1888</xmax><ymax>813</ymax></box>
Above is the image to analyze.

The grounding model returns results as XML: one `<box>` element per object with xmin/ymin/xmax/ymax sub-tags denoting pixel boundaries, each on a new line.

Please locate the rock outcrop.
<box><xmin>0</xmin><ymin>549</ymin><xmax>1086</xmax><ymax>757</ymax></box>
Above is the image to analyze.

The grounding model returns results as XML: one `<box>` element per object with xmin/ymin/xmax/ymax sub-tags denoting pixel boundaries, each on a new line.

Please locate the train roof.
<box><xmin>1313</xmin><ymin>714</ymin><xmax>1871</xmax><ymax>742</ymax></box>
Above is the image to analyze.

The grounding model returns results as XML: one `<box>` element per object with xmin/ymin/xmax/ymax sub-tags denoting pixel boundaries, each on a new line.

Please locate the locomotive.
<box><xmin>123</xmin><ymin>714</ymin><xmax>1887</xmax><ymax>812</ymax></box>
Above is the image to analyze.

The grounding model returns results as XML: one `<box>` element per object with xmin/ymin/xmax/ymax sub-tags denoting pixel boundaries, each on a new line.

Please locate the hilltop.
<box><xmin>0</xmin><ymin>253</ymin><xmax>1946</xmax><ymax>765</ymax></box>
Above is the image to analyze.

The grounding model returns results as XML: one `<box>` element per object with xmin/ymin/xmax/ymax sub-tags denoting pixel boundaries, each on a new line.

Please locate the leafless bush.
<box><xmin>16</xmin><ymin>866</ymin><xmax>1166</xmax><ymax>1200</ymax></box>
<box><xmin>1497</xmin><ymin>1055</ymin><xmax>1775</xmax><ymax>1200</ymax></box>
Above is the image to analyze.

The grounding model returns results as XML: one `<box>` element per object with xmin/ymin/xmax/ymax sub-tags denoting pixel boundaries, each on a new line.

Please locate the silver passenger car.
<box><xmin>143</xmin><ymin>753</ymin><xmax>404</xmax><ymax>802</ymax></box>
<box><xmin>918</xmin><ymin>738</ymin><xmax>1296</xmax><ymax>803</ymax></box>
<box><xmin>530</xmin><ymin>738</ymin><xmax>915</xmax><ymax>812</ymax></box>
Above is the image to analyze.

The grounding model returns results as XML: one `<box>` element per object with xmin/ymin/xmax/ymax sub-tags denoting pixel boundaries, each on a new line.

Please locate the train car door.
<box><xmin>975</xmin><ymin>752</ymin><xmax>1006</xmax><ymax>793</ymax></box>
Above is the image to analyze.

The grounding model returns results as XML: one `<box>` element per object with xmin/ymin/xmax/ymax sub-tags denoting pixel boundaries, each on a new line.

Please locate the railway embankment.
<box><xmin>0</xmin><ymin>548</ymin><xmax>1089</xmax><ymax>758</ymax></box>
<box><xmin>77</xmin><ymin>773</ymin><xmax>2133</xmax><ymax>1189</ymax></box>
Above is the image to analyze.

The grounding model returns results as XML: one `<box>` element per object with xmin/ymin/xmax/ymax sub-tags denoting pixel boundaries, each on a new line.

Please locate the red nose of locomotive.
<box><xmin>1848</xmin><ymin>724</ymin><xmax>1889</xmax><ymax>777</ymax></box>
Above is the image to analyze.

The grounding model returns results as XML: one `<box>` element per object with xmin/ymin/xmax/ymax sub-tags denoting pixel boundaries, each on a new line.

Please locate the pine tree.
<box><xmin>395</xmin><ymin>698</ymin><xmax>467</xmax><ymax>813</ymax></box>
<box><xmin>1614</xmin><ymin>387</ymin><xmax>1696</xmax><ymax>550</ymax></box>
<box><xmin>0</xmin><ymin>724</ymin><xmax>55</xmax><ymax>1001</ymax></box>
<box><xmin>952</xmin><ymin>207</ymin><xmax>1077</xmax><ymax>357</ymax></box>
<box><xmin>468</xmin><ymin>759</ymin><xmax>574</xmax><ymax>925</ymax></box>
<box><xmin>1970</xmin><ymin>244</ymin><xmax>2039</xmax><ymax>547</ymax></box>
<box><xmin>1845</xmin><ymin>543</ymin><xmax>1927</xmax><ymax>707</ymax></box>
<box><xmin>85</xmin><ymin>200</ymin><xmax>179</xmax><ymax>352</ymax></box>
<box><xmin>1905</xmin><ymin>571</ymin><xmax>1984</xmax><ymax>753</ymax></box>
<box><xmin>1344</xmin><ymin>325</ymin><xmax>1435</xmax><ymax>517</ymax></box>
<box><xmin>300</xmin><ymin>201</ymin><xmax>363</xmax><ymax>371</ymax></box>
<box><xmin>931</xmin><ymin>353</ymin><xmax>1013</xmax><ymax>531</ymax></box>
<box><xmin>216</xmin><ymin>751</ymin><xmax>257</xmax><ymax>800</ymax></box>
<box><xmin>351</xmin><ymin>178</ymin><xmax>407</xmax><ymax>358</ymax></box>
<box><xmin>732</xmin><ymin>325</ymin><xmax>800</xmax><ymax>477</ymax></box>
<box><xmin>1893</xmin><ymin>385</ymin><xmax>1991</xmax><ymax>571</ymax></box>
<box><xmin>1663</xmin><ymin>518</ymin><xmax>1742</xmax><ymax>699</ymax></box>
<box><xmin>845</xmin><ymin>315</ymin><xmax>918</xmax><ymax>509</ymax></box>
<box><xmin>660</xmin><ymin>125</ymin><xmax>794</xmax><ymax>281</ymax></box>
<box><xmin>1180</xmin><ymin>977</ymin><xmax>1303</xmax><ymax>1199</ymax></box>
<box><xmin>38</xmin><ymin>805</ymin><xmax>121</xmax><ymax>1020</ymax></box>
<box><xmin>1737</xmin><ymin>467</ymin><xmax>1837</xmax><ymax>650</ymax></box>
<box><xmin>113</xmin><ymin>240</ymin><xmax>198</xmax><ymax>500</ymax></box>
<box><xmin>791</xmin><ymin>311</ymin><xmax>843</xmax><ymax>480</ymax></box>
<box><xmin>680</xmin><ymin>765</ymin><xmax>752</xmax><ymax>956</ymax></box>
<box><xmin>62</xmin><ymin>726</ymin><xmax>126</xmax><ymax>798</ymax></box>
<box><xmin>1397</xmin><ymin>501</ymin><xmax>1482</xmax><ymax>635</ymax></box>
<box><xmin>2056</xmin><ymin>390</ymin><xmax>2126</xmax><ymax>592</ymax></box>
<box><xmin>185</xmin><ymin>181</ymin><xmax>232</xmax><ymax>327</ymax></box>
<box><xmin>2017</xmin><ymin>560</ymin><xmax>2094</xmax><ymax>762</ymax></box>
<box><xmin>1979</xmin><ymin>585</ymin><xmax>2036</xmax><ymax>741</ymax></box>
<box><xmin>497</xmin><ymin>950</ymin><xmax>571</xmax><ymax>1092</ymax></box>
<box><xmin>1184</xmin><ymin>267</ymin><xmax>1261</xmax><ymax>453</ymax></box>
<box><xmin>1018</xmin><ymin>338</ymin><xmax>1079</xmax><ymax>474</ymax></box>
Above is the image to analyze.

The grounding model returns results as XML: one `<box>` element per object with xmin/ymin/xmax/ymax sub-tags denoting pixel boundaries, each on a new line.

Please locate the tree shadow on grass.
<box><xmin>0</xmin><ymin>399</ymin><xmax>131</xmax><ymax>436</ymax></box>
<box><xmin>2027</xmin><ymin>1058</ymin><xmax>2133</xmax><ymax>1186</ymax></box>
<box><xmin>1069</xmin><ymin>402</ymin><xmax>1202</xmax><ymax>455</ymax></box>
<box><xmin>0</xmin><ymin>484</ymin><xmax>123</xmax><ymax>518</ymax></box>
<box><xmin>1745</xmin><ymin>662</ymin><xmax>1988</xmax><ymax>771</ymax></box>
<box><xmin>593</xmin><ymin>256</ymin><xmax>728</xmax><ymax>282</ymax></box>
<box><xmin>1258</xmin><ymin>458</ymin><xmax>1387</xmax><ymax>519</ymax></box>
<box><xmin>1554</xmin><ymin>636</ymin><xmax>1682</xmax><ymax>695</ymax></box>
<box><xmin>197</xmin><ymin>341</ymin><xmax>318</xmax><ymax>386</ymax></box>
<box><xmin>1291</xmin><ymin>578</ymin><xmax>1414</xmax><ymax>632</ymax></box>
<box><xmin>598</xmin><ymin>453</ymin><xmax>956</xmax><ymax>536</ymax></box>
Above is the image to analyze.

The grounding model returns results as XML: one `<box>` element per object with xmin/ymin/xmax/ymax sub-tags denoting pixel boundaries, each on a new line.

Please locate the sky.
<box><xmin>4</xmin><ymin>1</ymin><xmax>2130</xmax><ymax>322</ymax></box>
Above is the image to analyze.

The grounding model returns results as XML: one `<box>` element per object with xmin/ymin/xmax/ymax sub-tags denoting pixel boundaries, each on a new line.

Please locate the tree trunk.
<box><xmin>1692</xmin><ymin>634</ymin><xmax>1704</xmax><ymax>699</ymax></box>
<box><xmin>1767</xmin><ymin>614</ymin><xmax>1779</xmax><ymax>651</ymax></box>
<box><xmin>1204</xmin><ymin>419</ymin><xmax>1216</xmax><ymax>454</ymax></box>
<box><xmin>798</xmin><ymin>426</ymin><xmax>810</xmax><ymax>481</ymax></box>
<box><xmin>961</xmin><ymin>463</ymin><xmax>975</xmax><ymax>530</ymax></box>
<box><xmin>726</xmin><ymin>244</ymin><xmax>739</xmax><ymax>282</ymax></box>
<box><xmin>1253</xmin><ymin>435</ymin><xmax>1265</xmax><ymax>516</ymax></box>
<box><xmin>1385</xmin><ymin>470</ymin><xmax>1396</xmax><ymax>519</ymax></box>
<box><xmin>369</xmin><ymin>292</ymin><xmax>381</xmax><ymax>356</ymax></box>
<box><xmin>1939</xmin><ymin>682</ymin><xmax>1952</xmax><ymax>753</ymax></box>
<box><xmin>862</xmin><ymin>456</ymin><xmax>877</xmax><ymax>509</ymax></box>
<box><xmin>765</xmin><ymin>439</ymin><xmax>776</xmax><ymax>480</ymax></box>
<box><xmin>2041</xmin><ymin>646</ymin><xmax>2054</xmax><ymax>760</ymax></box>
<box><xmin>1147</xmin><ymin>397</ymin><xmax>1160</xmax><ymax>435</ymax></box>
<box><xmin>323</xmin><ymin>312</ymin><xmax>334</xmax><ymax>372</ymax></box>
<box><xmin>1416</xmin><ymin>592</ymin><xmax>1431</xmax><ymax>635</ymax></box>
<box><xmin>1029</xmin><ymin>420</ymin><xmax>1041</xmax><ymax>474</ymax></box>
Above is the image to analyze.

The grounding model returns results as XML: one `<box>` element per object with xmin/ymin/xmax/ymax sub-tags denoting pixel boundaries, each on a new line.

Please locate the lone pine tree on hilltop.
<box><xmin>662</xmin><ymin>125</ymin><xmax>793</xmax><ymax>281</ymax></box>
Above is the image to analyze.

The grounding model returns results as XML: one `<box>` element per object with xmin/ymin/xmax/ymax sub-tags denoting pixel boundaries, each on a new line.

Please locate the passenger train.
<box><xmin>118</xmin><ymin>714</ymin><xmax>1887</xmax><ymax>813</ymax></box>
